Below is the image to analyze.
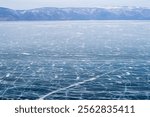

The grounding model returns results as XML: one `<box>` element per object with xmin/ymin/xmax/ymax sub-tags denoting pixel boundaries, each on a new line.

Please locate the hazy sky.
<box><xmin>0</xmin><ymin>0</ymin><xmax>150</xmax><ymax>9</ymax></box>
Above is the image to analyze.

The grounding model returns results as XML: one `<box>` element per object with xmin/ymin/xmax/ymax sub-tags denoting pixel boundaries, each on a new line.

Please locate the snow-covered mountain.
<box><xmin>0</xmin><ymin>7</ymin><xmax>150</xmax><ymax>20</ymax></box>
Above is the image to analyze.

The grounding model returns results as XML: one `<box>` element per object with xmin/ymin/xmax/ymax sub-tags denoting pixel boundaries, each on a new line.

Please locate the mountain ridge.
<box><xmin>0</xmin><ymin>7</ymin><xmax>150</xmax><ymax>20</ymax></box>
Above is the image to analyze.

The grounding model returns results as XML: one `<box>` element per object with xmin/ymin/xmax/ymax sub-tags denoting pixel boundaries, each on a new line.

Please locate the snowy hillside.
<box><xmin>0</xmin><ymin>7</ymin><xmax>150</xmax><ymax>20</ymax></box>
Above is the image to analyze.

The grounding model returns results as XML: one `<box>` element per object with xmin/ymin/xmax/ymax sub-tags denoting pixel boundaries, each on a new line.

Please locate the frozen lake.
<box><xmin>0</xmin><ymin>21</ymin><xmax>150</xmax><ymax>100</ymax></box>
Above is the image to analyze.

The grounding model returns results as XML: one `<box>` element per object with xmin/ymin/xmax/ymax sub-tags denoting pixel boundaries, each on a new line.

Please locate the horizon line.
<box><xmin>0</xmin><ymin>6</ymin><xmax>150</xmax><ymax>10</ymax></box>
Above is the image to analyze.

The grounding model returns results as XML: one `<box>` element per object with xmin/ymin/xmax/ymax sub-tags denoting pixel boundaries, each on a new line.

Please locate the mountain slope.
<box><xmin>0</xmin><ymin>7</ymin><xmax>150</xmax><ymax>20</ymax></box>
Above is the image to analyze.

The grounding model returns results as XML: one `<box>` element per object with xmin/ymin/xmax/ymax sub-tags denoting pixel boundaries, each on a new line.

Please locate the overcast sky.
<box><xmin>0</xmin><ymin>0</ymin><xmax>150</xmax><ymax>9</ymax></box>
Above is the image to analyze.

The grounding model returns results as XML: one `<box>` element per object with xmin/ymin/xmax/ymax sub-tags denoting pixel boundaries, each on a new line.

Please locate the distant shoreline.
<box><xmin>0</xmin><ymin>20</ymin><xmax>150</xmax><ymax>22</ymax></box>
<box><xmin>0</xmin><ymin>7</ymin><xmax>150</xmax><ymax>21</ymax></box>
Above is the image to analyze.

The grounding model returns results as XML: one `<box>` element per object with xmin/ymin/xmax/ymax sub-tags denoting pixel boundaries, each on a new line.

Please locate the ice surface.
<box><xmin>0</xmin><ymin>21</ymin><xmax>150</xmax><ymax>100</ymax></box>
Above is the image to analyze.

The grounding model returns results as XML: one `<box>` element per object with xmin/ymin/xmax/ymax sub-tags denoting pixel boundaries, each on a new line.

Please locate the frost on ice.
<box><xmin>0</xmin><ymin>21</ymin><xmax>150</xmax><ymax>100</ymax></box>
